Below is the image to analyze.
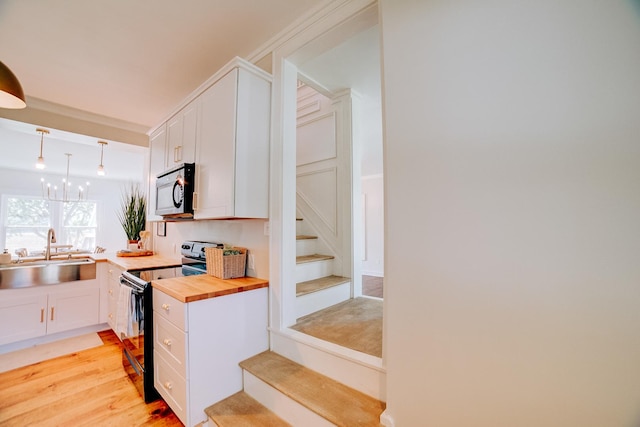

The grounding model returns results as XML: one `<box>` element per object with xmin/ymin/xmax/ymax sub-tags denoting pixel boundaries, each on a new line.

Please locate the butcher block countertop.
<box><xmin>91</xmin><ymin>253</ymin><xmax>182</xmax><ymax>271</ymax></box>
<box><xmin>152</xmin><ymin>275</ymin><xmax>269</xmax><ymax>303</ymax></box>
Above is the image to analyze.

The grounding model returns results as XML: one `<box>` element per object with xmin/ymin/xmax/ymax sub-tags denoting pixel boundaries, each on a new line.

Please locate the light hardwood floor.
<box><xmin>0</xmin><ymin>330</ymin><xmax>182</xmax><ymax>426</ymax></box>
<box><xmin>291</xmin><ymin>297</ymin><xmax>383</xmax><ymax>357</ymax></box>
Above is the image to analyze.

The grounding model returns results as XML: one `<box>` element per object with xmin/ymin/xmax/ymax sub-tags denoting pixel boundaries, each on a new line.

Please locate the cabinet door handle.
<box><xmin>164</xmin><ymin>381</ymin><xmax>173</xmax><ymax>390</ymax></box>
<box><xmin>161</xmin><ymin>303</ymin><xmax>170</xmax><ymax>311</ymax></box>
<box><xmin>163</xmin><ymin>338</ymin><xmax>172</xmax><ymax>346</ymax></box>
<box><xmin>40</xmin><ymin>308</ymin><xmax>45</xmax><ymax>323</ymax></box>
<box><xmin>50</xmin><ymin>307</ymin><xmax>55</xmax><ymax>321</ymax></box>
<box><xmin>193</xmin><ymin>192</ymin><xmax>198</xmax><ymax>210</ymax></box>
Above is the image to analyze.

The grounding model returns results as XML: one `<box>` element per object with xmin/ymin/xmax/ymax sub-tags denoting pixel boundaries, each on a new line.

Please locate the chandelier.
<box><xmin>40</xmin><ymin>153</ymin><xmax>90</xmax><ymax>203</ymax></box>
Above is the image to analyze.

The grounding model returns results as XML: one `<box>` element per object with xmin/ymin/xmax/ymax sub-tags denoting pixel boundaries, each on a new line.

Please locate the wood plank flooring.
<box><xmin>291</xmin><ymin>297</ymin><xmax>383</xmax><ymax>358</ymax></box>
<box><xmin>0</xmin><ymin>330</ymin><xmax>182</xmax><ymax>426</ymax></box>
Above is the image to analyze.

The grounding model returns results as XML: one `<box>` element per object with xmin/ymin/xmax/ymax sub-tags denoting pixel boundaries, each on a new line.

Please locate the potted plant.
<box><xmin>117</xmin><ymin>184</ymin><xmax>146</xmax><ymax>249</ymax></box>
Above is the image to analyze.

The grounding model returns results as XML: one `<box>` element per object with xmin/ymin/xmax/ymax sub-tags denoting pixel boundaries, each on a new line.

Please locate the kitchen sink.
<box><xmin>0</xmin><ymin>257</ymin><xmax>96</xmax><ymax>289</ymax></box>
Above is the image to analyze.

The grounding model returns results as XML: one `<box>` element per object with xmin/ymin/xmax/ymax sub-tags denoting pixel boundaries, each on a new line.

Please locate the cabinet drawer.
<box><xmin>154</xmin><ymin>351</ymin><xmax>187</xmax><ymax>425</ymax></box>
<box><xmin>153</xmin><ymin>289</ymin><xmax>186</xmax><ymax>331</ymax></box>
<box><xmin>154</xmin><ymin>313</ymin><xmax>187</xmax><ymax>378</ymax></box>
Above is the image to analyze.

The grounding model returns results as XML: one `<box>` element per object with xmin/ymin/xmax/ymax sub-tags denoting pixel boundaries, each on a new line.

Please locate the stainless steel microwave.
<box><xmin>155</xmin><ymin>163</ymin><xmax>195</xmax><ymax>218</ymax></box>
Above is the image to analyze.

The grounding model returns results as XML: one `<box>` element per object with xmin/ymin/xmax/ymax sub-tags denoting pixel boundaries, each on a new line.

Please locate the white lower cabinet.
<box><xmin>153</xmin><ymin>286</ymin><xmax>268</xmax><ymax>427</ymax></box>
<box><xmin>104</xmin><ymin>263</ymin><xmax>125</xmax><ymax>333</ymax></box>
<box><xmin>0</xmin><ymin>280</ymin><xmax>100</xmax><ymax>346</ymax></box>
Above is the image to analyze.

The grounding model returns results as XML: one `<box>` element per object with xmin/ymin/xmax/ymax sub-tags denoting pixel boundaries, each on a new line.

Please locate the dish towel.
<box><xmin>115</xmin><ymin>284</ymin><xmax>132</xmax><ymax>339</ymax></box>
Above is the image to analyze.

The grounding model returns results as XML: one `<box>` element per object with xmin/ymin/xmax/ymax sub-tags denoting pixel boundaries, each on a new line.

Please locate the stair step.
<box><xmin>296</xmin><ymin>254</ymin><xmax>334</xmax><ymax>264</ymax></box>
<box><xmin>240</xmin><ymin>351</ymin><xmax>385</xmax><ymax>427</ymax></box>
<box><xmin>297</xmin><ymin>275</ymin><xmax>350</xmax><ymax>297</ymax></box>
<box><xmin>296</xmin><ymin>234</ymin><xmax>318</xmax><ymax>240</ymax></box>
<box><xmin>205</xmin><ymin>391</ymin><xmax>291</xmax><ymax>427</ymax></box>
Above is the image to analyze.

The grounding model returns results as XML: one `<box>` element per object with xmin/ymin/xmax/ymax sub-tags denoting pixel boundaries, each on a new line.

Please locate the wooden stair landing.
<box><xmin>296</xmin><ymin>275</ymin><xmax>350</xmax><ymax>297</ymax></box>
<box><xmin>240</xmin><ymin>351</ymin><xmax>385</xmax><ymax>427</ymax></box>
<box><xmin>205</xmin><ymin>391</ymin><xmax>290</xmax><ymax>427</ymax></box>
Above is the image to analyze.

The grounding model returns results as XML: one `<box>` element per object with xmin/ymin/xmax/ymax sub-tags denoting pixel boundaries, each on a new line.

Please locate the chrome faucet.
<box><xmin>45</xmin><ymin>228</ymin><xmax>56</xmax><ymax>260</ymax></box>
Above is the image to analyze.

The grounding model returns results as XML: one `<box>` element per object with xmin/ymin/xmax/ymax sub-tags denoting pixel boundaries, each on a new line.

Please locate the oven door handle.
<box><xmin>120</xmin><ymin>276</ymin><xmax>146</xmax><ymax>293</ymax></box>
<box><xmin>124</xmin><ymin>349</ymin><xmax>142</xmax><ymax>376</ymax></box>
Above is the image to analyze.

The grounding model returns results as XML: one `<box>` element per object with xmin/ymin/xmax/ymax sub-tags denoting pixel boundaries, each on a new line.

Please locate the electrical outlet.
<box><xmin>264</xmin><ymin>221</ymin><xmax>270</xmax><ymax>236</ymax></box>
<box><xmin>248</xmin><ymin>254</ymin><xmax>255</xmax><ymax>270</ymax></box>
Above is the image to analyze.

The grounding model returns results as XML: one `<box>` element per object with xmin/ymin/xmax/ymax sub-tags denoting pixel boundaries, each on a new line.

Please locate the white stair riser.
<box><xmin>296</xmin><ymin>238</ymin><xmax>317</xmax><ymax>257</ymax></box>
<box><xmin>242</xmin><ymin>370</ymin><xmax>333</xmax><ymax>427</ymax></box>
<box><xmin>270</xmin><ymin>331</ymin><xmax>387</xmax><ymax>401</ymax></box>
<box><xmin>296</xmin><ymin>282</ymin><xmax>350</xmax><ymax>319</ymax></box>
<box><xmin>296</xmin><ymin>259</ymin><xmax>334</xmax><ymax>283</ymax></box>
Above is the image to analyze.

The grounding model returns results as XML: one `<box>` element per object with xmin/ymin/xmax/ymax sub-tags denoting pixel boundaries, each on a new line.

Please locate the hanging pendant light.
<box><xmin>97</xmin><ymin>141</ymin><xmax>107</xmax><ymax>176</ymax></box>
<box><xmin>35</xmin><ymin>128</ymin><xmax>49</xmax><ymax>169</ymax></box>
<box><xmin>0</xmin><ymin>61</ymin><xmax>26</xmax><ymax>109</ymax></box>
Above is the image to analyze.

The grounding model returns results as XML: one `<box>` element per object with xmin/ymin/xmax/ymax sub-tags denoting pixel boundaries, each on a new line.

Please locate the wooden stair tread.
<box><xmin>240</xmin><ymin>351</ymin><xmax>385</xmax><ymax>427</ymax></box>
<box><xmin>297</xmin><ymin>275</ymin><xmax>350</xmax><ymax>296</ymax></box>
<box><xmin>205</xmin><ymin>391</ymin><xmax>291</xmax><ymax>427</ymax></box>
<box><xmin>296</xmin><ymin>254</ymin><xmax>334</xmax><ymax>264</ymax></box>
<box><xmin>296</xmin><ymin>234</ymin><xmax>318</xmax><ymax>240</ymax></box>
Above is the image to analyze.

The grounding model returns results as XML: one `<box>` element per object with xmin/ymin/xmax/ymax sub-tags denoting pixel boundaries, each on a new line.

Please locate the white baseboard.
<box><xmin>361</xmin><ymin>270</ymin><xmax>383</xmax><ymax>277</ymax></box>
<box><xmin>380</xmin><ymin>409</ymin><xmax>395</xmax><ymax>427</ymax></box>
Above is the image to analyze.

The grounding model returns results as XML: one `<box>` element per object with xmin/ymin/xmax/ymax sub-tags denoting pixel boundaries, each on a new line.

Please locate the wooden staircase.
<box><xmin>295</xmin><ymin>218</ymin><xmax>350</xmax><ymax>319</ymax></box>
<box><xmin>205</xmin><ymin>351</ymin><xmax>385</xmax><ymax>426</ymax></box>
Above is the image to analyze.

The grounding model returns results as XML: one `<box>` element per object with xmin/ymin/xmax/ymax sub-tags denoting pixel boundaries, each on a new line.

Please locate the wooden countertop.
<box><xmin>152</xmin><ymin>274</ymin><xmax>269</xmax><ymax>303</ymax></box>
<box><xmin>91</xmin><ymin>253</ymin><xmax>182</xmax><ymax>271</ymax></box>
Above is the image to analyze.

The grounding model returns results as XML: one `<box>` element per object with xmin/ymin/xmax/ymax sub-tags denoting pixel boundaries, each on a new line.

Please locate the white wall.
<box><xmin>362</xmin><ymin>175</ymin><xmax>383</xmax><ymax>276</ymax></box>
<box><xmin>152</xmin><ymin>219</ymin><xmax>269</xmax><ymax>279</ymax></box>
<box><xmin>380</xmin><ymin>1</ymin><xmax>640</xmax><ymax>426</ymax></box>
<box><xmin>0</xmin><ymin>168</ymin><xmax>142</xmax><ymax>253</ymax></box>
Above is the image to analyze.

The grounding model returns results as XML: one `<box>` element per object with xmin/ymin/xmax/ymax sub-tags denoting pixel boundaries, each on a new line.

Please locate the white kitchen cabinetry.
<box><xmin>0</xmin><ymin>293</ymin><xmax>48</xmax><ymax>345</ymax></box>
<box><xmin>148</xmin><ymin>101</ymin><xmax>198</xmax><ymax>222</ymax></box>
<box><xmin>153</xmin><ymin>287</ymin><xmax>268</xmax><ymax>426</ymax></box>
<box><xmin>167</xmin><ymin>102</ymin><xmax>198</xmax><ymax>167</ymax></box>
<box><xmin>0</xmin><ymin>280</ymin><xmax>100</xmax><ymax>346</ymax></box>
<box><xmin>104</xmin><ymin>263</ymin><xmax>125</xmax><ymax>333</ymax></box>
<box><xmin>148</xmin><ymin>124</ymin><xmax>167</xmax><ymax>221</ymax></box>
<box><xmin>194</xmin><ymin>62</ymin><xmax>271</xmax><ymax>219</ymax></box>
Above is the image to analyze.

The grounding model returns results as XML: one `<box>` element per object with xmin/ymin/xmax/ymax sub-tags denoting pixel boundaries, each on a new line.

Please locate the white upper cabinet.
<box><xmin>194</xmin><ymin>62</ymin><xmax>271</xmax><ymax>219</ymax></box>
<box><xmin>147</xmin><ymin>57</ymin><xmax>271</xmax><ymax>221</ymax></box>
<box><xmin>167</xmin><ymin>101</ymin><xmax>198</xmax><ymax>166</ymax></box>
<box><xmin>148</xmin><ymin>124</ymin><xmax>167</xmax><ymax>221</ymax></box>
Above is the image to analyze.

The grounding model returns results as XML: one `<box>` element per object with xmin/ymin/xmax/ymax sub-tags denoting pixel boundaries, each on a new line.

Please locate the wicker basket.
<box><xmin>205</xmin><ymin>247</ymin><xmax>247</xmax><ymax>279</ymax></box>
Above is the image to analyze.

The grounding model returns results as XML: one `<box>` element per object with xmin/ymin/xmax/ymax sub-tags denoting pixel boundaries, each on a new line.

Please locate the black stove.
<box><xmin>180</xmin><ymin>240</ymin><xmax>223</xmax><ymax>276</ymax></box>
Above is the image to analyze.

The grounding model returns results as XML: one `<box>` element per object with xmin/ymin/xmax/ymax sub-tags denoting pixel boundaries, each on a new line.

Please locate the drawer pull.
<box><xmin>108</xmin><ymin>289</ymin><xmax>113</xmax><ymax>295</ymax></box>
<box><xmin>164</xmin><ymin>381</ymin><xmax>173</xmax><ymax>390</ymax></box>
<box><xmin>108</xmin><ymin>313</ymin><xmax>113</xmax><ymax>319</ymax></box>
<box><xmin>163</xmin><ymin>338</ymin><xmax>172</xmax><ymax>346</ymax></box>
<box><xmin>40</xmin><ymin>308</ymin><xmax>44</xmax><ymax>323</ymax></box>
<box><xmin>161</xmin><ymin>303</ymin><xmax>170</xmax><ymax>311</ymax></box>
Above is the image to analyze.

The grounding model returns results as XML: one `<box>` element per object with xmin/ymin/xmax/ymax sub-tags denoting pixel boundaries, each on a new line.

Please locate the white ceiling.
<box><xmin>0</xmin><ymin>0</ymin><xmax>382</xmax><ymax>179</ymax></box>
<box><xmin>0</xmin><ymin>0</ymin><xmax>326</xmax><ymax>129</ymax></box>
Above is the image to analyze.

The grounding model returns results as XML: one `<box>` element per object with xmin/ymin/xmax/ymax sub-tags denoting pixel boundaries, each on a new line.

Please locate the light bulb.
<box><xmin>36</xmin><ymin>156</ymin><xmax>45</xmax><ymax>169</ymax></box>
<box><xmin>97</xmin><ymin>164</ymin><xmax>105</xmax><ymax>176</ymax></box>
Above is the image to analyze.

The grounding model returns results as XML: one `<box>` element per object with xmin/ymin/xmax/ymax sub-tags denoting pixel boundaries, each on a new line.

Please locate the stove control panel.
<box><xmin>181</xmin><ymin>240</ymin><xmax>223</xmax><ymax>260</ymax></box>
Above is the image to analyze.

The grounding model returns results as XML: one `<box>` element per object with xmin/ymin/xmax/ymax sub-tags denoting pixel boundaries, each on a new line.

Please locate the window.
<box><xmin>1</xmin><ymin>195</ymin><xmax>98</xmax><ymax>255</ymax></box>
